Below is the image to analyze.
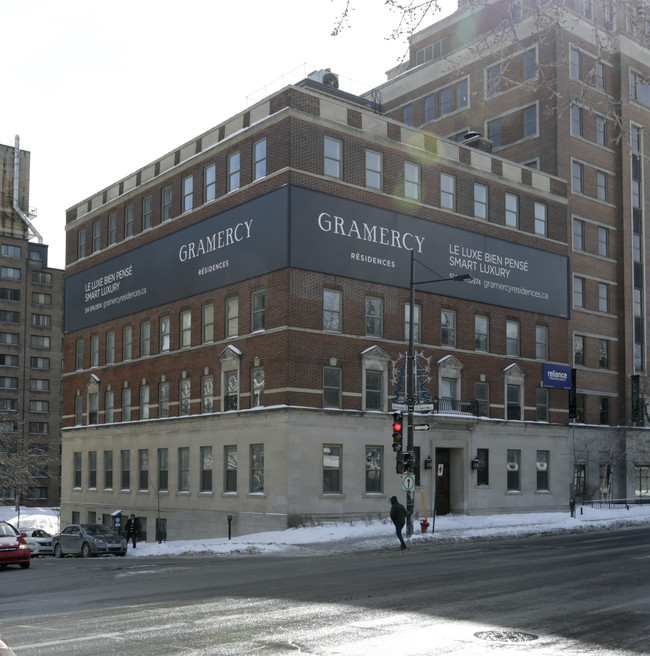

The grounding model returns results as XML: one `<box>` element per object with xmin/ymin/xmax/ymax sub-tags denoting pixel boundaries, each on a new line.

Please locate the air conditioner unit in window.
<box><xmin>507</xmin><ymin>462</ymin><xmax>519</xmax><ymax>471</ymax></box>
<box><xmin>537</xmin><ymin>462</ymin><xmax>548</xmax><ymax>471</ymax></box>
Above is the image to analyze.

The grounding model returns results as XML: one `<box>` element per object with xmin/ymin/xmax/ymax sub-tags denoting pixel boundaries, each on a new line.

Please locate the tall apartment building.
<box><xmin>0</xmin><ymin>138</ymin><xmax>63</xmax><ymax>507</ymax></box>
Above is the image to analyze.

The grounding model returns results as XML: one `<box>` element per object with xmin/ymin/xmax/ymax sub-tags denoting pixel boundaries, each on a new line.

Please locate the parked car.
<box><xmin>52</xmin><ymin>524</ymin><xmax>127</xmax><ymax>558</ymax></box>
<box><xmin>0</xmin><ymin>521</ymin><xmax>31</xmax><ymax>569</ymax></box>
<box><xmin>22</xmin><ymin>528</ymin><xmax>54</xmax><ymax>556</ymax></box>
<box><xmin>0</xmin><ymin>634</ymin><xmax>17</xmax><ymax>656</ymax></box>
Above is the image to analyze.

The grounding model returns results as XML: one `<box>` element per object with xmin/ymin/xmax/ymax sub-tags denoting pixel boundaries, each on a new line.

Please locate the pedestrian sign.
<box><xmin>402</xmin><ymin>474</ymin><xmax>415</xmax><ymax>491</ymax></box>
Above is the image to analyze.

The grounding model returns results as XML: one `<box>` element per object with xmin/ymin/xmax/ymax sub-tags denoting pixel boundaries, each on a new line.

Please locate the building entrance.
<box><xmin>435</xmin><ymin>448</ymin><xmax>451</xmax><ymax>515</ymax></box>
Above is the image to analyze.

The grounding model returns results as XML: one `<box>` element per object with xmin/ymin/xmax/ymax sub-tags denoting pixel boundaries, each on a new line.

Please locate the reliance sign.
<box><xmin>543</xmin><ymin>363</ymin><xmax>572</xmax><ymax>390</ymax></box>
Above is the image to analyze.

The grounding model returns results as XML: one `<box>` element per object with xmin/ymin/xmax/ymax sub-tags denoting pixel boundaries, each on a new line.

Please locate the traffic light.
<box><xmin>391</xmin><ymin>412</ymin><xmax>403</xmax><ymax>452</ymax></box>
<box><xmin>396</xmin><ymin>451</ymin><xmax>413</xmax><ymax>474</ymax></box>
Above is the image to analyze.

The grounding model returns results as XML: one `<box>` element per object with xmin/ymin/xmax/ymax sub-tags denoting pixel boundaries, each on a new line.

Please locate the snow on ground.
<box><xmin>1</xmin><ymin>504</ymin><xmax>650</xmax><ymax>558</ymax></box>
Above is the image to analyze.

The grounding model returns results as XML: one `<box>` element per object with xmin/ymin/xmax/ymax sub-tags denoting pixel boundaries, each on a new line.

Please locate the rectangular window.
<box><xmin>365</xmin><ymin>446</ymin><xmax>382</xmax><ymax>493</ymax></box>
<box><xmin>202</xmin><ymin>304</ymin><xmax>214</xmax><ymax>343</ymax></box>
<box><xmin>142</xmin><ymin>195</ymin><xmax>153</xmax><ymax>230</ymax></box>
<box><xmin>402</xmin><ymin>104</ymin><xmax>413</xmax><ymax>125</ymax></box>
<box><xmin>596</xmin><ymin>171</ymin><xmax>608</xmax><ymax>201</ymax></box>
<box><xmin>140</xmin><ymin>385</ymin><xmax>150</xmax><ymax>420</ymax></box>
<box><xmin>204</xmin><ymin>163</ymin><xmax>217</xmax><ymax>202</ymax></box>
<box><xmin>474</xmin><ymin>183</ymin><xmax>488</xmax><ymax>219</ymax></box>
<box><xmin>124</xmin><ymin>205</ymin><xmax>134</xmax><ymax>238</ymax></box>
<box><xmin>522</xmin><ymin>105</ymin><xmax>537</xmax><ymax>137</ymax></box>
<box><xmin>631</xmin><ymin>71</ymin><xmax>650</xmax><ymax>108</ymax></box>
<box><xmin>598</xmin><ymin>227</ymin><xmax>609</xmax><ymax>257</ymax></box>
<box><xmin>536</xmin><ymin>388</ymin><xmax>549</xmax><ymax>421</ymax></box>
<box><xmin>534</xmin><ymin>202</ymin><xmax>547</xmax><ymax>236</ymax></box>
<box><xmin>90</xmin><ymin>335</ymin><xmax>99</xmax><ymax>368</ymax></box>
<box><xmin>324</xmin><ymin>289</ymin><xmax>342</xmax><ymax>332</ymax></box>
<box><xmin>536</xmin><ymin>324</ymin><xmax>549</xmax><ymax>360</ymax></box>
<box><xmin>439</xmin><ymin>87</ymin><xmax>452</xmax><ymax>116</ymax></box>
<box><xmin>486</xmin><ymin>63</ymin><xmax>501</xmax><ymax>96</ymax></box>
<box><xmin>323</xmin><ymin>366</ymin><xmax>342</xmax><ymax>408</ymax></box>
<box><xmin>596</xmin><ymin>116</ymin><xmax>606</xmax><ymax>145</ymax></box>
<box><xmin>250</xmin><ymin>445</ymin><xmax>264</xmax><ymax>492</ymax></box>
<box><xmin>178</xmin><ymin>447</ymin><xmax>190</xmax><ymax>491</ymax></box>
<box><xmin>536</xmin><ymin>451</ymin><xmax>549</xmax><ymax>490</ymax></box>
<box><xmin>31</xmin><ymin>292</ymin><xmax>51</xmax><ymax>305</ymax></box>
<box><xmin>599</xmin><ymin>397</ymin><xmax>610</xmax><ymax>425</ymax></box>
<box><xmin>573</xmin><ymin>218</ymin><xmax>585</xmax><ymax>251</ymax></box>
<box><xmin>200</xmin><ymin>446</ymin><xmax>213</xmax><ymax>492</ymax></box>
<box><xmin>0</xmin><ymin>288</ymin><xmax>19</xmax><ymax>302</ymax></box>
<box><xmin>158</xmin><ymin>449</ymin><xmax>168</xmax><ymax>491</ymax></box>
<box><xmin>574</xmin><ymin>334</ymin><xmax>585</xmax><ymax>366</ymax></box>
<box><xmin>160</xmin><ymin>316</ymin><xmax>170</xmax><ymax>352</ymax></box>
<box><xmin>487</xmin><ymin>118</ymin><xmax>502</xmax><ymax>148</ymax></box>
<box><xmin>365</xmin><ymin>369</ymin><xmax>383</xmax><ymax>411</ymax></box>
<box><xmin>180</xmin><ymin>310</ymin><xmax>191</xmax><ymax>348</ymax></box>
<box><xmin>365</xmin><ymin>296</ymin><xmax>383</xmax><ymax>337</ymax></box>
<box><xmin>476</xmin><ymin>448</ymin><xmax>489</xmax><ymax>485</ymax></box>
<box><xmin>139</xmin><ymin>450</ymin><xmax>149</xmax><ymax>491</ymax></box>
<box><xmin>140</xmin><ymin>321</ymin><xmax>150</xmax><ymax>357</ymax></box>
<box><xmin>322</xmin><ymin>445</ymin><xmax>341</xmax><ymax>493</ymax></box>
<box><xmin>505</xmin><ymin>193</ymin><xmax>518</xmax><ymax>227</ymax></box>
<box><xmin>441</xmin><ymin>309</ymin><xmax>456</xmax><ymax>346</ymax></box>
<box><xmin>92</xmin><ymin>221</ymin><xmax>101</xmax><ymax>253</ymax></box>
<box><xmin>523</xmin><ymin>48</ymin><xmax>536</xmax><ymax>80</ymax></box>
<box><xmin>77</xmin><ymin>229</ymin><xmax>86</xmax><ymax>259</ymax></box>
<box><xmin>365</xmin><ymin>150</ymin><xmax>382</xmax><ymax>189</ymax></box>
<box><xmin>121</xmin><ymin>450</ymin><xmax>130</xmax><ymax>490</ymax></box>
<box><xmin>201</xmin><ymin>375</ymin><xmax>213</xmax><ymax>413</ymax></box>
<box><xmin>251</xmin><ymin>367</ymin><xmax>264</xmax><ymax>408</ymax></box>
<box><xmin>108</xmin><ymin>213</ymin><xmax>117</xmax><ymax>245</ymax></box>
<box><xmin>324</xmin><ymin>137</ymin><xmax>342</xmax><ymax>178</ymax></box>
<box><xmin>571</xmin><ymin>105</ymin><xmax>583</xmax><ymax>136</ymax></box>
<box><xmin>456</xmin><ymin>78</ymin><xmax>468</xmax><ymax>108</ymax></box>
<box><xmin>224</xmin><ymin>446</ymin><xmax>237</xmax><ymax>492</ymax></box>
<box><xmin>570</xmin><ymin>46</ymin><xmax>581</xmax><ymax>80</ymax></box>
<box><xmin>228</xmin><ymin>152</ymin><xmax>241</xmax><ymax>192</ymax></box>
<box><xmin>253</xmin><ymin>139</ymin><xmax>267</xmax><ymax>180</ymax></box>
<box><xmin>1</xmin><ymin>244</ymin><xmax>20</xmax><ymax>258</ymax></box>
<box><xmin>73</xmin><ymin>452</ymin><xmax>82</xmax><ymax>488</ymax></box>
<box><xmin>251</xmin><ymin>290</ymin><xmax>265</xmax><ymax>331</ymax></box>
<box><xmin>29</xmin><ymin>399</ymin><xmax>48</xmax><ymax>413</ymax></box>
<box><xmin>159</xmin><ymin>382</ymin><xmax>170</xmax><ymax>418</ymax></box>
<box><xmin>104</xmin><ymin>451</ymin><xmax>113</xmax><ymax>489</ymax></box>
<box><xmin>88</xmin><ymin>392</ymin><xmax>98</xmax><ymax>425</ymax></box>
<box><xmin>182</xmin><ymin>175</ymin><xmax>193</xmax><ymax>212</ymax></box>
<box><xmin>105</xmin><ymin>390</ymin><xmax>114</xmax><ymax>423</ymax></box>
<box><xmin>599</xmin><ymin>283</ymin><xmax>609</xmax><ymax>313</ymax></box>
<box><xmin>572</xmin><ymin>161</ymin><xmax>584</xmax><ymax>194</ymax></box>
<box><xmin>225</xmin><ymin>297</ymin><xmax>239</xmax><ymax>337</ymax></box>
<box><xmin>31</xmin><ymin>378</ymin><xmax>49</xmax><ymax>392</ymax></box>
<box><xmin>75</xmin><ymin>340</ymin><xmax>84</xmax><ymax>370</ymax></box>
<box><xmin>424</xmin><ymin>94</ymin><xmax>436</xmax><ymax>122</ymax></box>
<box><xmin>475</xmin><ymin>315</ymin><xmax>489</xmax><ymax>352</ymax></box>
<box><xmin>0</xmin><ymin>310</ymin><xmax>19</xmax><ymax>323</ymax></box>
<box><xmin>123</xmin><ymin>325</ymin><xmax>132</xmax><ymax>360</ymax></box>
<box><xmin>507</xmin><ymin>450</ymin><xmax>520</xmax><ymax>490</ymax></box>
<box><xmin>0</xmin><ymin>333</ymin><xmax>19</xmax><ymax>346</ymax></box>
<box><xmin>405</xmin><ymin>303</ymin><xmax>421</xmax><ymax>342</ymax></box>
<box><xmin>599</xmin><ymin>339</ymin><xmax>610</xmax><ymax>368</ymax></box>
<box><xmin>506</xmin><ymin>320</ymin><xmax>520</xmax><ymax>356</ymax></box>
<box><xmin>162</xmin><ymin>185</ymin><xmax>172</xmax><ymax>221</ymax></box>
<box><xmin>122</xmin><ymin>387</ymin><xmax>131</xmax><ymax>422</ymax></box>
<box><xmin>224</xmin><ymin>370</ymin><xmax>239</xmax><ymax>411</ymax></box>
<box><xmin>31</xmin><ymin>314</ymin><xmax>50</xmax><ymax>327</ymax></box>
<box><xmin>404</xmin><ymin>162</ymin><xmax>420</xmax><ymax>200</ymax></box>
<box><xmin>179</xmin><ymin>379</ymin><xmax>191</xmax><ymax>415</ymax></box>
<box><xmin>440</xmin><ymin>173</ymin><xmax>456</xmax><ymax>210</ymax></box>
<box><xmin>30</xmin><ymin>356</ymin><xmax>50</xmax><ymax>370</ymax></box>
<box><xmin>105</xmin><ymin>330</ymin><xmax>115</xmax><ymax>364</ymax></box>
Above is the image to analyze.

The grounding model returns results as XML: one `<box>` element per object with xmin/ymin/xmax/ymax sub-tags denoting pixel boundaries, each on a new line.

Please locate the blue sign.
<box><xmin>543</xmin><ymin>363</ymin><xmax>572</xmax><ymax>390</ymax></box>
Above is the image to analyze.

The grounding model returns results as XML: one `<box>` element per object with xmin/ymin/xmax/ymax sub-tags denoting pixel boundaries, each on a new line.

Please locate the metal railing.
<box><xmin>431</xmin><ymin>397</ymin><xmax>479</xmax><ymax>416</ymax></box>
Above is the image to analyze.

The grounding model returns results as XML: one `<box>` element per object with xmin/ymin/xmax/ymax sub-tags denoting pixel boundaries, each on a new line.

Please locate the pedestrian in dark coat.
<box><xmin>390</xmin><ymin>496</ymin><xmax>407</xmax><ymax>550</ymax></box>
<box><xmin>125</xmin><ymin>514</ymin><xmax>139</xmax><ymax>548</ymax></box>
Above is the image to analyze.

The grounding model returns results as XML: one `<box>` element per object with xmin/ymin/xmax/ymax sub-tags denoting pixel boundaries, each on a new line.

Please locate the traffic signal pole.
<box><xmin>405</xmin><ymin>250</ymin><xmax>416</xmax><ymax>537</ymax></box>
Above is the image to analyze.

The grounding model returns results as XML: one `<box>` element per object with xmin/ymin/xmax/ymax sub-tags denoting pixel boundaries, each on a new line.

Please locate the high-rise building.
<box><xmin>0</xmin><ymin>137</ymin><xmax>63</xmax><ymax>507</ymax></box>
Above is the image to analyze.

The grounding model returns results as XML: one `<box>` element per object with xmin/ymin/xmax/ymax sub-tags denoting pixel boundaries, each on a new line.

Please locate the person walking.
<box><xmin>389</xmin><ymin>496</ymin><xmax>407</xmax><ymax>550</ymax></box>
<box><xmin>125</xmin><ymin>513</ymin><xmax>139</xmax><ymax>548</ymax></box>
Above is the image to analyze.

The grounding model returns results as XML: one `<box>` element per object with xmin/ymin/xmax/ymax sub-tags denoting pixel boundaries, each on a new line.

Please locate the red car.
<box><xmin>0</xmin><ymin>521</ymin><xmax>31</xmax><ymax>569</ymax></box>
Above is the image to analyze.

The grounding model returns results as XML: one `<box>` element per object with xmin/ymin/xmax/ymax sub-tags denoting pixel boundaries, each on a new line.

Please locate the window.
<box><xmin>31</xmin><ymin>378</ymin><xmax>49</xmax><ymax>392</ymax></box>
<box><xmin>506</xmin><ymin>320</ymin><xmax>520</xmax><ymax>356</ymax></box>
<box><xmin>456</xmin><ymin>78</ymin><xmax>468</xmax><ymax>109</ymax></box>
<box><xmin>0</xmin><ymin>310</ymin><xmax>19</xmax><ymax>323</ymax></box>
<box><xmin>178</xmin><ymin>447</ymin><xmax>190</xmax><ymax>491</ymax></box>
<box><xmin>475</xmin><ymin>315</ymin><xmax>489</xmax><ymax>351</ymax></box>
<box><xmin>324</xmin><ymin>137</ymin><xmax>342</xmax><ymax>178</ymax></box>
<box><xmin>251</xmin><ymin>367</ymin><xmax>264</xmax><ymax>408</ymax></box>
<box><xmin>402</xmin><ymin>104</ymin><xmax>414</xmax><ymax>125</ymax></box>
<box><xmin>599</xmin><ymin>283</ymin><xmax>610</xmax><ymax>313</ymax></box>
<box><xmin>140</xmin><ymin>321</ymin><xmax>150</xmax><ymax>357</ymax></box>
<box><xmin>324</xmin><ymin>290</ymin><xmax>342</xmax><ymax>332</ymax></box>
<box><xmin>77</xmin><ymin>229</ymin><xmax>86</xmax><ymax>259</ymax></box>
<box><xmin>108</xmin><ymin>213</ymin><xmax>117</xmax><ymax>245</ymax></box>
<box><xmin>404</xmin><ymin>161</ymin><xmax>420</xmax><ymax>200</ymax></box>
<box><xmin>158</xmin><ymin>449</ymin><xmax>168</xmax><ymax>491</ymax></box>
<box><xmin>365</xmin><ymin>446</ymin><xmax>382</xmax><ymax>493</ymax></box>
<box><xmin>365</xmin><ymin>296</ymin><xmax>383</xmax><ymax>337</ymax></box>
<box><xmin>225</xmin><ymin>297</ymin><xmax>238</xmax><ymax>337</ymax></box>
<box><xmin>523</xmin><ymin>48</ymin><xmax>536</xmax><ymax>81</ymax></box>
<box><xmin>476</xmin><ymin>448</ymin><xmax>489</xmax><ymax>485</ymax></box>
<box><xmin>573</xmin><ymin>218</ymin><xmax>585</xmax><ymax>251</ymax></box>
<box><xmin>29</xmin><ymin>421</ymin><xmax>48</xmax><ymax>434</ymax></box>
<box><xmin>572</xmin><ymin>161</ymin><xmax>584</xmax><ymax>194</ymax></box>
<box><xmin>0</xmin><ymin>377</ymin><xmax>17</xmax><ymax>390</ymax></box>
<box><xmin>224</xmin><ymin>370</ymin><xmax>239</xmax><ymax>411</ymax></box>
<box><xmin>162</xmin><ymin>185</ymin><xmax>172</xmax><ymax>221</ymax></box>
<box><xmin>159</xmin><ymin>382</ymin><xmax>170</xmax><ymax>418</ymax></box>
<box><xmin>571</xmin><ymin>105</ymin><xmax>583</xmax><ymax>136</ymax></box>
<box><xmin>123</xmin><ymin>325</ymin><xmax>132</xmax><ymax>360</ymax></box>
<box><xmin>415</xmin><ymin>35</ymin><xmax>448</xmax><ymax>65</ymax></box>
<box><xmin>30</xmin><ymin>356</ymin><xmax>50</xmax><ymax>369</ymax></box>
<box><xmin>90</xmin><ymin>335</ymin><xmax>99</xmax><ymax>368</ymax></box>
<box><xmin>573</xmin><ymin>463</ymin><xmax>586</xmax><ymax>496</ymax></box>
<box><xmin>179</xmin><ymin>379</ymin><xmax>191</xmax><ymax>415</ymax></box>
<box><xmin>31</xmin><ymin>292</ymin><xmax>51</xmax><ymax>305</ymax></box>
<box><xmin>250</xmin><ymin>445</ymin><xmax>264</xmax><ymax>492</ymax></box>
<box><xmin>574</xmin><ymin>334</ymin><xmax>585</xmax><ymax>366</ymax></box>
<box><xmin>104</xmin><ymin>451</ymin><xmax>113</xmax><ymax>489</ymax></box>
<box><xmin>121</xmin><ymin>450</ymin><xmax>130</xmax><ymax>490</ymax></box>
<box><xmin>105</xmin><ymin>390</ymin><xmax>114</xmax><ymax>423</ymax></box>
<box><xmin>124</xmin><ymin>205</ymin><xmax>134</xmax><ymax>238</ymax></box>
<box><xmin>486</xmin><ymin>63</ymin><xmax>501</xmax><ymax>96</ymax></box>
<box><xmin>323</xmin><ymin>366</ymin><xmax>342</xmax><ymax>408</ymax></box>
<box><xmin>323</xmin><ymin>445</ymin><xmax>341</xmax><ymax>493</ymax></box>
<box><xmin>507</xmin><ymin>450</ymin><xmax>520</xmax><ymax>491</ymax></box>
<box><xmin>31</xmin><ymin>313</ymin><xmax>50</xmax><ymax>327</ymax></box>
<box><xmin>474</xmin><ymin>183</ymin><xmax>488</xmax><ymax>219</ymax></box>
<box><xmin>596</xmin><ymin>116</ymin><xmax>606</xmax><ymax>146</ymax></box>
<box><xmin>596</xmin><ymin>171</ymin><xmax>608</xmax><ymax>201</ymax></box>
<box><xmin>74</xmin><ymin>452</ymin><xmax>82</xmax><ymax>488</ymax></box>
<box><xmin>142</xmin><ymin>195</ymin><xmax>153</xmax><ymax>230</ymax></box>
<box><xmin>75</xmin><ymin>340</ymin><xmax>84</xmax><ymax>370</ymax></box>
<box><xmin>534</xmin><ymin>202</ymin><xmax>547</xmax><ymax>236</ymax></box>
<box><xmin>424</xmin><ymin>94</ymin><xmax>436</xmax><ymax>122</ymax></box>
<box><xmin>201</xmin><ymin>375</ymin><xmax>213</xmax><ymax>413</ymax></box>
<box><xmin>251</xmin><ymin>291</ymin><xmax>265</xmax><ymax>331</ymax></box>
<box><xmin>405</xmin><ymin>303</ymin><xmax>421</xmax><ymax>342</ymax></box>
<box><xmin>631</xmin><ymin>124</ymin><xmax>643</xmax><ymax>152</ymax></box>
<box><xmin>1</xmin><ymin>244</ymin><xmax>20</xmax><ymax>258</ymax></box>
<box><xmin>600</xmin><ymin>397</ymin><xmax>610</xmax><ymax>425</ymax></box>
<box><xmin>202</xmin><ymin>304</ymin><xmax>214</xmax><ymax>343</ymax></box>
<box><xmin>536</xmin><ymin>388</ymin><xmax>549</xmax><ymax>422</ymax></box>
<box><xmin>537</xmin><ymin>451</ymin><xmax>549</xmax><ymax>490</ymax></box>
<box><xmin>105</xmin><ymin>330</ymin><xmax>115</xmax><ymax>364</ymax></box>
<box><xmin>29</xmin><ymin>399</ymin><xmax>48</xmax><ymax>413</ymax></box>
<box><xmin>139</xmin><ymin>450</ymin><xmax>149</xmax><ymax>491</ymax></box>
<box><xmin>487</xmin><ymin>118</ymin><xmax>502</xmax><ymax>147</ymax></box>
<box><xmin>599</xmin><ymin>339</ymin><xmax>611</xmax><ymax>369</ymax></box>
<box><xmin>441</xmin><ymin>377</ymin><xmax>457</xmax><ymax>405</ymax></box>
<box><xmin>92</xmin><ymin>221</ymin><xmax>101</xmax><ymax>252</ymax></box>
<box><xmin>88</xmin><ymin>392</ymin><xmax>98</xmax><ymax>425</ymax></box>
<box><xmin>0</xmin><ymin>333</ymin><xmax>18</xmax><ymax>346</ymax></box>
<box><xmin>204</xmin><ymin>163</ymin><xmax>216</xmax><ymax>202</ymax></box>
<box><xmin>365</xmin><ymin>369</ymin><xmax>383</xmax><ymax>411</ymax></box>
<box><xmin>536</xmin><ymin>324</ymin><xmax>549</xmax><ymax>360</ymax></box>
<box><xmin>439</xmin><ymin>88</ymin><xmax>452</xmax><ymax>116</ymax></box>
<box><xmin>365</xmin><ymin>150</ymin><xmax>382</xmax><ymax>189</ymax></box>
<box><xmin>140</xmin><ymin>384</ymin><xmax>150</xmax><ymax>420</ymax></box>
<box><xmin>182</xmin><ymin>175</ymin><xmax>193</xmax><ymax>212</ymax></box>
<box><xmin>570</xmin><ymin>47</ymin><xmax>581</xmax><ymax>80</ymax></box>
<box><xmin>505</xmin><ymin>193</ymin><xmax>518</xmax><ymax>227</ymax></box>
<box><xmin>160</xmin><ymin>316</ymin><xmax>170</xmax><ymax>352</ymax></box>
<box><xmin>598</xmin><ymin>227</ymin><xmax>609</xmax><ymax>257</ymax></box>
<box><xmin>630</xmin><ymin>71</ymin><xmax>650</xmax><ymax>108</ymax></box>
<box><xmin>441</xmin><ymin>310</ymin><xmax>456</xmax><ymax>347</ymax></box>
<box><xmin>122</xmin><ymin>387</ymin><xmax>131</xmax><ymax>421</ymax></box>
<box><xmin>200</xmin><ymin>447</ymin><xmax>213</xmax><ymax>492</ymax></box>
<box><xmin>180</xmin><ymin>310</ymin><xmax>191</xmax><ymax>348</ymax></box>
<box><xmin>440</xmin><ymin>173</ymin><xmax>455</xmax><ymax>210</ymax></box>
<box><xmin>522</xmin><ymin>105</ymin><xmax>537</xmax><ymax>137</ymax></box>
<box><xmin>224</xmin><ymin>446</ymin><xmax>237</xmax><ymax>492</ymax></box>
<box><xmin>253</xmin><ymin>139</ymin><xmax>267</xmax><ymax>180</ymax></box>
<box><xmin>0</xmin><ymin>287</ymin><xmax>19</xmax><ymax>301</ymax></box>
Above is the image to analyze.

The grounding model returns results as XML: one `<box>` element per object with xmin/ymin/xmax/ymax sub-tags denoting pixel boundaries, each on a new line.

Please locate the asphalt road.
<box><xmin>3</xmin><ymin>526</ymin><xmax>650</xmax><ymax>655</ymax></box>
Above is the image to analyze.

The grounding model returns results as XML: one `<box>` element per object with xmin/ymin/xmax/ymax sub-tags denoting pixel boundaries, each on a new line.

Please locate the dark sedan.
<box><xmin>52</xmin><ymin>524</ymin><xmax>127</xmax><ymax>558</ymax></box>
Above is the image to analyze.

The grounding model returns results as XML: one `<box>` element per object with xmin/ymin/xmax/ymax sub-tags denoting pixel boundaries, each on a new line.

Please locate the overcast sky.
<box><xmin>4</xmin><ymin>0</ymin><xmax>456</xmax><ymax>270</ymax></box>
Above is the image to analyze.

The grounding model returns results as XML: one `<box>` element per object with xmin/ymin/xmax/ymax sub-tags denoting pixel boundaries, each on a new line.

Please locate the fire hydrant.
<box><xmin>420</xmin><ymin>519</ymin><xmax>430</xmax><ymax>534</ymax></box>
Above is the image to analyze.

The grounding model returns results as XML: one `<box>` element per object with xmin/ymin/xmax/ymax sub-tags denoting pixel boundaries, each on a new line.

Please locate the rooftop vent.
<box><xmin>308</xmin><ymin>68</ymin><xmax>339</xmax><ymax>89</ymax></box>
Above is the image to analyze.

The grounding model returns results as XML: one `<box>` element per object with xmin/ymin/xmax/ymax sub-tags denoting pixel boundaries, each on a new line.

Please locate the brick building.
<box><xmin>62</xmin><ymin>69</ymin><xmax>605</xmax><ymax>540</ymax></box>
<box><xmin>0</xmin><ymin>137</ymin><xmax>63</xmax><ymax>507</ymax></box>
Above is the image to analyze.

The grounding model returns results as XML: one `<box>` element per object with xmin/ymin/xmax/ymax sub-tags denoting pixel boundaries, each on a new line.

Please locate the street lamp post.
<box><xmin>404</xmin><ymin>250</ymin><xmax>471</xmax><ymax>536</ymax></box>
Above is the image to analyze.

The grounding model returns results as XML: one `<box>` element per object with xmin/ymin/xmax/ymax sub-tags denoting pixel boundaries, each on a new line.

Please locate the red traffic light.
<box><xmin>392</xmin><ymin>421</ymin><xmax>402</xmax><ymax>432</ymax></box>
